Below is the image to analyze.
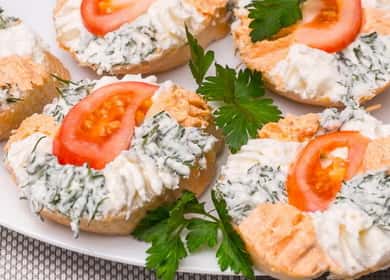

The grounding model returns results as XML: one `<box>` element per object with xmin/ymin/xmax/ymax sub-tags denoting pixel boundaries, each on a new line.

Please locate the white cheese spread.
<box><xmin>55</xmin><ymin>0</ymin><xmax>207</xmax><ymax>74</ymax></box>
<box><xmin>321</xmin><ymin>106</ymin><xmax>390</xmax><ymax>139</ymax></box>
<box><xmin>311</xmin><ymin>203</ymin><xmax>390</xmax><ymax>277</ymax></box>
<box><xmin>216</xmin><ymin>139</ymin><xmax>302</xmax><ymax>223</ymax></box>
<box><xmin>0</xmin><ymin>21</ymin><xmax>45</xmax><ymax>63</ymax></box>
<box><xmin>311</xmin><ymin>171</ymin><xmax>390</xmax><ymax>277</ymax></box>
<box><xmin>271</xmin><ymin>33</ymin><xmax>390</xmax><ymax>104</ymax></box>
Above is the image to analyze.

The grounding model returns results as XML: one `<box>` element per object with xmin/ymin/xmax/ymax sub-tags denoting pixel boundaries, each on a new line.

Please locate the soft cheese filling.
<box><xmin>311</xmin><ymin>171</ymin><xmax>390</xmax><ymax>277</ymax></box>
<box><xmin>216</xmin><ymin>139</ymin><xmax>302</xmax><ymax>223</ymax></box>
<box><xmin>321</xmin><ymin>106</ymin><xmax>390</xmax><ymax>139</ymax></box>
<box><xmin>271</xmin><ymin>33</ymin><xmax>390</xmax><ymax>104</ymax></box>
<box><xmin>55</xmin><ymin>0</ymin><xmax>207</xmax><ymax>74</ymax></box>
<box><xmin>6</xmin><ymin>75</ymin><xmax>217</xmax><ymax>235</ymax></box>
<box><xmin>0</xmin><ymin>19</ymin><xmax>45</xmax><ymax>63</ymax></box>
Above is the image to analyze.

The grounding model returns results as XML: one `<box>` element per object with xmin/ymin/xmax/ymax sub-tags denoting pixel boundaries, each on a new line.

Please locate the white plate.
<box><xmin>0</xmin><ymin>0</ymin><xmax>389</xmax><ymax>276</ymax></box>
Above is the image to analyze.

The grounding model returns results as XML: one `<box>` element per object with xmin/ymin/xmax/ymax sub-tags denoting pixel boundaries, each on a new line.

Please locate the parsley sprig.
<box><xmin>247</xmin><ymin>0</ymin><xmax>302</xmax><ymax>42</ymax></box>
<box><xmin>133</xmin><ymin>191</ymin><xmax>255</xmax><ymax>280</ymax></box>
<box><xmin>186</xmin><ymin>27</ymin><xmax>281</xmax><ymax>152</ymax></box>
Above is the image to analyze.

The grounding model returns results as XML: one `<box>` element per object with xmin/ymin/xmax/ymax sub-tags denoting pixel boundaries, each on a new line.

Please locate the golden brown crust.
<box><xmin>146</xmin><ymin>84</ymin><xmax>213</xmax><ymax>128</ymax></box>
<box><xmin>258</xmin><ymin>113</ymin><xmax>320</xmax><ymax>142</ymax></box>
<box><xmin>54</xmin><ymin>0</ymin><xmax>229</xmax><ymax>75</ymax></box>
<box><xmin>5</xmin><ymin>114</ymin><xmax>58</xmax><ymax>150</ymax></box>
<box><xmin>0</xmin><ymin>52</ymin><xmax>69</xmax><ymax>140</ymax></box>
<box><xmin>232</xmin><ymin>3</ymin><xmax>390</xmax><ymax>107</ymax></box>
<box><xmin>238</xmin><ymin>203</ymin><xmax>329</xmax><ymax>280</ymax></box>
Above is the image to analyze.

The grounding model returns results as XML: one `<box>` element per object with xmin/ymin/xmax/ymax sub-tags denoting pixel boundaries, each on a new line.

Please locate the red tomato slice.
<box><xmin>53</xmin><ymin>82</ymin><xmax>158</xmax><ymax>170</ymax></box>
<box><xmin>81</xmin><ymin>0</ymin><xmax>156</xmax><ymax>36</ymax></box>
<box><xmin>295</xmin><ymin>0</ymin><xmax>363</xmax><ymax>53</ymax></box>
<box><xmin>287</xmin><ymin>131</ymin><xmax>369</xmax><ymax>212</ymax></box>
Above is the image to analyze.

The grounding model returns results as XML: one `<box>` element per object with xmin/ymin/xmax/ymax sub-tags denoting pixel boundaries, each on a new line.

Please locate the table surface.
<box><xmin>1</xmin><ymin>226</ymin><xmax>390</xmax><ymax>280</ymax></box>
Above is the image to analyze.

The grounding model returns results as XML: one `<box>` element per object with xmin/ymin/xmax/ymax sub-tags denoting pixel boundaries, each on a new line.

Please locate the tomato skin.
<box><xmin>295</xmin><ymin>0</ymin><xmax>363</xmax><ymax>53</ymax></box>
<box><xmin>53</xmin><ymin>82</ymin><xmax>158</xmax><ymax>170</ymax></box>
<box><xmin>81</xmin><ymin>0</ymin><xmax>155</xmax><ymax>36</ymax></box>
<box><xmin>287</xmin><ymin>131</ymin><xmax>369</xmax><ymax>212</ymax></box>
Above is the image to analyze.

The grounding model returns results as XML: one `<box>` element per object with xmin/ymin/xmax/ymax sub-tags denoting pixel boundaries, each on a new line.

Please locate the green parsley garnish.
<box><xmin>133</xmin><ymin>191</ymin><xmax>255</xmax><ymax>280</ymax></box>
<box><xmin>186</xmin><ymin>29</ymin><xmax>282</xmax><ymax>152</ymax></box>
<box><xmin>248</xmin><ymin>0</ymin><xmax>302</xmax><ymax>42</ymax></box>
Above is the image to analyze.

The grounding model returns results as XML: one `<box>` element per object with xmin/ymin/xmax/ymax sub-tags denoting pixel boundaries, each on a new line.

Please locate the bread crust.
<box><xmin>54</xmin><ymin>0</ymin><xmax>230</xmax><ymax>75</ymax></box>
<box><xmin>0</xmin><ymin>52</ymin><xmax>69</xmax><ymax>140</ymax></box>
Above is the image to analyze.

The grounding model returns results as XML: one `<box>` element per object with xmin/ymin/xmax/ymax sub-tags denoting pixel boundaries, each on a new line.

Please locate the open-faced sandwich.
<box><xmin>216</xmin><ymin>105</ymin><xmax>390</xmax><ymax>279</ymax></box>
<box><xmin>53</xmin><ymin>0</ymin><xmax>230</xmax><ymax>75</ymax></box>
<box><xmin>4</xmin><ymin>74</ymin><xmax>223</xmax><ymax>236</ymax></box>
<box><xmin>0</xmin><ymin>8</ymin><xmax>69</xmax><ymax>140</ymax></box>
<box><xmin>232</xmin><ymin>0</ymin><xmax>390</xmax><ymax>106</ymax></box>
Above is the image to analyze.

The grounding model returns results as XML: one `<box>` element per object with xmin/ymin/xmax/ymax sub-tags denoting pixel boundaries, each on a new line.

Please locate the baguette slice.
<box><xmin>54</xmin><ymin>0</ymin><xmax>230</xmax><ymax>75</ymax></box>
<box><xmin>231</xmin><ymin>1</ymin><xmax>390</xmax><ymax>107</ymax></box>
<box><xmin>6</xmin><ymin>80</ymin><xmax>223</xmax><ymax>236</ymax></box>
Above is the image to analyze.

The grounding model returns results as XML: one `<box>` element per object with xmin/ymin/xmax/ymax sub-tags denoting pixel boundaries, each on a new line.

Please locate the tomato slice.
<box><xmin>81</xmin><ymin>0</ymin><xmax>156</xmax><ymax>36</ymax></box>
<box><xmin>295</xmin><ymin>0</ymin><xmax>363</xmax><ymax>53</ymax></box>
<box><xmin>287</xmin><ymin>131</ymin><xmax>369</xmax><ymax>212</ymax></box>
<box><xmin>53</xmin><ymin>82</ymin><xmax>158</xmax><ymax>170</ymax></box>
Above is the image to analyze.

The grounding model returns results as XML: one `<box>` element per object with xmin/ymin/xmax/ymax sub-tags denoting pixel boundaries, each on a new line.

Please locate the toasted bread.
<box><xmin>54</xmin><ymin>0</ymin><xmax>229</xmax><ymax>75</ymax></box>
<box><xmin>6</xmin><ymin>78</ymin><xmax>223</xmax><ymax>235</ymax></box>
<box><xmin>232</xmin><ymin>2</ymin><xmax>390</xmax><ymax>107</ymax></box>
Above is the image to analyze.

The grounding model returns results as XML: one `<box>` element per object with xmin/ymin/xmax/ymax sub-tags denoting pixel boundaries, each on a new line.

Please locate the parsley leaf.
<box><xmin>186</xmin><ymin>219</ymin><xmax>219</xmax><ymax>252</ymax></box>
<box><xmin>133</xmin><ymin>191</ymin><xmax>255</xmax><ymax>280</ymax></box>
<box><xmin>132</xmin><ymin>204</ymin><xmax>172</xmax><ymax>242</ymax></box>
<box><xmin>185</xmin><ymin>26</ymin><xmax>214</xmax><ymax>85</ymax></box>
<box><xmin>186</xmin><ymin>29</ymin><xmax>282</xmax><ymax>152</ymax></box>
<box><xmin>212</xmin><ymin>190</ymin><xmax>255</xmax><ymax>279</ymax></box>
<box><xmin>248</xmin><ymin>0</ymin><xmax>302</xmax><ymax>42</ymax></box>
<box><xmin>146</xmin><ymin>235</ymin><xmax>187</xmax><ymax>280</ymax></box>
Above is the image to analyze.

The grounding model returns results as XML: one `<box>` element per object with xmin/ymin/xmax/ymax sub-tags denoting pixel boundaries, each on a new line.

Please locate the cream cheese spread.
<box><xmin>311</xmin><ymin>171</ymin><xmax>390</xmax><ymax>277</ymax></box>
<box><xmin>271</xmin><ymin>33</ymin><xmax>390</xmax><ymax>104</ymax></box>
<box><xmin>54</xmin><ymin>0</ymin><xmax>207</xmax><ymax>74</ymax></box>
<box><xmin>0</xmin><ymin>21</ymin><xmax>45</xmax><ymax>63</ymax></box>
<box><xmin>321</xmin><ymin>106</ymin><xmax>390</xmax><ymax>139</ymax></box>
<box><xmin>216</xmin><ymin>139</ymin><xmax>302</xmax><ymax>223</ymax></box>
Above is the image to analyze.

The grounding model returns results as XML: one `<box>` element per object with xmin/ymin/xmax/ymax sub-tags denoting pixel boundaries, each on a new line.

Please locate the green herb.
<box><xmin>0</xmin><ymin>8</ymin><xmax>17</xmax><ymax>30</ymax></box>
<box><xmin>133</xmin><ymin>191</ymin><xmax>255</xmax><ymax>280</ymax></box>
<box><xmin>51</xmin><ymin>73</ymin><xmax>77</xmax><ymax>86</ymax></box>
<box><xmin>247</xmin><ymin>0</ymin><xmax>302</xmax><ymax>42</ymax></box>
<box><xmin>186</xmin><ymin>30</ymin><xmax>282</xmax><ymax>152</ymax></box>
<box><xmin>185</xmin><ymin>26</ymin><xmax>214</xmax><ymax>86</ymax></box>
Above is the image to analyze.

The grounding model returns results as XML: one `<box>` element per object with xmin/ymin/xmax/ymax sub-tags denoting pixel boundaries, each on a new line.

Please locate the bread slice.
<box><xmin>5</xmin><ymin>82</ymin><xmax>223</xmax><ymax>236</ymax></box>
<box><xmin>231</xmin><ymin>3</ymin><xmax>390</xmax><ymax>107</ymax></box>
<box><xmin>54</xmin><ymin>0</ymin><xmax>230</xmax><ymax>75</ymax></box>
<box><xmin>0</xmin><ymin>52</ymin><xmax>69</xmax><ymax>140</ymax></box>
